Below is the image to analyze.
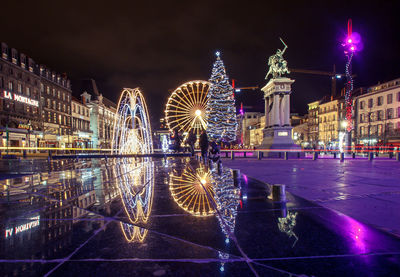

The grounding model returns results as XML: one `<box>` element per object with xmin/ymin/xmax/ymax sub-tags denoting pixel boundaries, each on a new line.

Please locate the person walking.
<box><xmin>187</xmin><ymin>130</ymin><xmax>197</xmax><ymax>156</ymax></box>
<box><xmin>199</xmin><ymin>130</ymin><xmax>209</xmax><ymax>162</ymax></box>
<box><xmin>173</xmin><ymin>129</ymin><xmax>182</xmax><ymax>153</ymax></box>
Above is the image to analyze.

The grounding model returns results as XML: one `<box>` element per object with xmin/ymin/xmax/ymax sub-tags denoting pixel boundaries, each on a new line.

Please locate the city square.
<box><xmin>1</xmin><ymin>1</ymin><xmax>400</xmax><ymax>276</ymax></box>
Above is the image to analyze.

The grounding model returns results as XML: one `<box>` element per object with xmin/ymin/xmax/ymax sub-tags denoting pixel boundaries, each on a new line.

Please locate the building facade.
<box><xmin>39</xmin><ymin>67</ymin><xmax>72</xmax><ymax>148</ymax></box>
<box><xmin>307</xmin><ymin>100</ymin><xmax>319</xmax><ymax>147</ymax></box>
<box><xmin>71</xmin><ymin>97</ymin><xmax>92</xmax><ymax>148</ymax></box>
<box><xmin>82</xmin><ymin>90</ymin><xmax>116</xmax><ymax>149</ymax></box>
<box><xmin>318</xmin><ymin>99</ymin><xmax>339</xmax><ymax>148</ymax></box>
<box><xmin>355</xmin><ymin>78</ymin><xmax>400</xmax><ymax>146</ymax></box>
<box><xmin>240</xmin><ymin>112</ymin><xmax>264</xmax><ymax>147</ymax></box>
<box><xmin>0</xmin><ymin>43</ymin><xmax>42</xmax><ymax>149</ymax></box>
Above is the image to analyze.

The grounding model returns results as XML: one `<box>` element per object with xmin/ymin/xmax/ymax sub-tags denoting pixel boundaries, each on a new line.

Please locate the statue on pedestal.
<box><xmin>265</xmin><ymin>38</ymin><xmax>290</xmax><ymax>80</ymax></box>
<box><xmin>258</xmin><ymin>38</ymin><xmax>300</xmax><ymax>154</ymax></box>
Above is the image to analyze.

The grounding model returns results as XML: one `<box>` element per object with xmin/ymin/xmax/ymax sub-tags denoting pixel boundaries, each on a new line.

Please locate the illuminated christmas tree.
<box><xmin>206</xmin><ymin>52</ymin><xmax>237</xmax><ymax>142</ymax></box>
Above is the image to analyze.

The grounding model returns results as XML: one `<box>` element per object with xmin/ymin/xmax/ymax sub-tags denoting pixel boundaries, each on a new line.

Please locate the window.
<box><xmin>58</xmin><ymin>90</ymin><xmax>60</xmax><ymax>98</ymax></box>
<box><xmin>398</xmin><ymin>92</ymin><xmax>400</xmax><ymax>102</ymax></box>
<box><xmin>47</xmin><ymin>99</ymin><xmax>51</xmax><ymax>108</ymax></box>
<box><xmin>377</xmin><ymin>110</ymin><xmax>384</xmax><ymax>121</ymax></box>
<box><xmin>8</xmin><ymin>81</ymin><xmax>13</xmax><ymax>91</ymax></box>
<box><xmin>368</xmin><ymin>112</ymin><xmax>373</xmax><ymax>122</ymax></box>
<box><xmin>368</xmin><ymin>98</ymin><xmax>373</xmax><ymax>108</ymax></box>
<box><xmin>360</xmin><ymin>101</ymin><xmax>365</xmax><ymax>109</ymax></box>
<box><xmin>360</xmin><ymin>114</ymin><xmax>364</xmax><ymax>123</ymax></box>
<box><xmin>52</xmin><ymin>89</ymin><xmax>56</xmax><ymax>97</ymax></box>
<box><xmin>378</xmin><ymin>124</ymin><xmax>383</xmax><ymax>136</ymax></box>
<box><xmin>387</xmin><ymin>94</ymin><xmax>393</xmax><ymax>104</ymax></box>
<box><xmin>387</xmin><ymin>108</ymin><xmax>393</xmax><ymax>119</ymax></box>
<box><xmin>47</xmin><ymin>86</ymin><xmax>50</xmax><ymax>95</ymax></box>
<box><xmin>52</xmin><ymin>100</ymin><xmax>56</xmax><ymax>110</ymax></box>
<box><xmin>26</xmin><ymin>87</ymin><xmax>30</xmax><ymax>96</ymax></box>
<box><xmin>377</xmin><ymin>96</ymin><xmax>383</xmax><ymax>106</ymax></box>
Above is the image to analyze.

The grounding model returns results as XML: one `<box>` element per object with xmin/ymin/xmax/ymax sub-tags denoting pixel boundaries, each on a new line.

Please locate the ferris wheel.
<box><xmin>165</xmin><ymin>81</ymin><xmax>210</xmax><ymax>138</ymax></box>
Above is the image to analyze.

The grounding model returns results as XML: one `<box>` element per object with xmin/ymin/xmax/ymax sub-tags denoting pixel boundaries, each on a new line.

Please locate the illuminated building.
<box><xmin>39</xmin><ymin>65</ymin><xmax>72</xmax><ymax>148</ymax></box>
<box><xmin>81</xmin><ymin>80</ymin><xmax>116</xmax><ymax>149</ymax></box>
<box><xmin>240</xmin><ymin>111</ymin><xmax>264</xmax><ymax>147</ymax></box>
<box><xmin>355</xmin><ymin>78</ymin><xmax>400</xmax><ymax>146</ymax></box>
<box><xmin>0</xmin><ymin>42</ymin><xmax>42</xmax><ymax>149</ymax></box>
<box><xmin>71</xmin><ymin>97</ymin><xmax>92</xmax><ymax>148</ymax></box>
<box><xmin>307</xmin><ymin>100</ymin><xmax>320</xmax><ymax>147</ymax></box>
<box><xmin>317</xmin><ymin>97</ymin><xmax>341</xmax><ymax>149</ymax></box>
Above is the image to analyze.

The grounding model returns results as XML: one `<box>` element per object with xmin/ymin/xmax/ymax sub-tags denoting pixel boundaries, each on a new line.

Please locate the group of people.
<box><xmin>170</xmin><ymin>129</ymin><xmax>221</xmax><ymax>163</ymax></box>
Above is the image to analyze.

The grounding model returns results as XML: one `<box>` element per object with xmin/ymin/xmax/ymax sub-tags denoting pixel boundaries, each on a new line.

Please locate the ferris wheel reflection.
<box><xmin>169</xmin><ymin>161</ymin><xmax>241</xmax><ymax>239</ymax></box>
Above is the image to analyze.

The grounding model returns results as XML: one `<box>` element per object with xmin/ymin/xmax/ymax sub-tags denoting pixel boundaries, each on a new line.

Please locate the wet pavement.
<box><xmin>1</xmin><ymin>157</ymin><xmax>400</xmax><ymax>276</ymax></box>
<box><xmin>222</xmin><ymin>157</ymin><xmax>400</xmax><ymax>238</ymax></box>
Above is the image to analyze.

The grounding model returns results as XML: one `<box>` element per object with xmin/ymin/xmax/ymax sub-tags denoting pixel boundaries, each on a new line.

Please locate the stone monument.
<box><xmin>259</xmin><ymin>38</ymin><xmax>300</xmax><ymax>153</ymax></box>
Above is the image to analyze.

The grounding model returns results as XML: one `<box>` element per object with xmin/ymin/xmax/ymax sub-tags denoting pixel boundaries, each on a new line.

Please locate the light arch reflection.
<box><xmin>115</xmin><ymin>158</ymin><xmax>154</xmax><ymax>243</ymax></box>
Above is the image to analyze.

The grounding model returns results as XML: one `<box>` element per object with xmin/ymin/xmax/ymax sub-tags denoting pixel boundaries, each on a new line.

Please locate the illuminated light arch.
<box><xmin>164</xmin><ymin>81</ymin><xmax>210</xmax><ymax>139</ymax></box>
<box><xmin>112</xmin><ymin>88</ymin><xmax>153</xmax><ymax>154</ymax></box>
<box><xmin>169</xmin><ymin>164</ymin><xmax>215</xmax><ymax>217</ymax></box>
<box><xmin>116</xmin><ymin>159</ymin><xmax>154</xmax><ymax>243</ymax></box>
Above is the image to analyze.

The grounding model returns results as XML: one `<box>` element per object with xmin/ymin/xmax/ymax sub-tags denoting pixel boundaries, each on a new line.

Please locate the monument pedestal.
<box><xmin>257</xmin><ymin>77</ymin><xmax>301</xmax><ymax>156</ymax></box>
<box><xmin>259</xmin><ymin>126</ymin><xmax>301</xmax><ymax>157</ymax></box>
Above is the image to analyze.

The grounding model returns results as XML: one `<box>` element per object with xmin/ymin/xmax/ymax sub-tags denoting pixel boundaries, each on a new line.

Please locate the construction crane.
<box><xmin>288</xmin><ymin>65</ymin><xmax>350</xmax><ymax>97</ymax></box>
<box><xmin>231</xmin><ymin>79</ymin><xmax>259</xmax><ymax>93</ymax></box>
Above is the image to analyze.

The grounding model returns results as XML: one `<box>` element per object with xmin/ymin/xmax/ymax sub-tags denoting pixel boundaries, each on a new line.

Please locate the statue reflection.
<box><xmin>277</xmin><ymin>209</ymin><xmax>298</xmax><ymax>248</ymax></box>
<box><xmin>115</xmin><ymin>158</ymin><xmax>154</xmax><ymax>243</ymax></box>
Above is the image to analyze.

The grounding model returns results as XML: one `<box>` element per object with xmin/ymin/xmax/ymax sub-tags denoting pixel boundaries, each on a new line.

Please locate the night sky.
<box><xmin>1</xmin><ymin>1</ymin><xmax>400</xmax><ymax>126</ymax></box>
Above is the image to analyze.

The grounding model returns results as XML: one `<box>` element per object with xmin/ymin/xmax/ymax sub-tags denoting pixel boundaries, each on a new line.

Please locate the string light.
<box><xmin>117</xmin><ymin>159</ymin><xmax>154</xmax><ymax>243</ymax></box>
<box><xmin>112</xmin><ymin>88</ymin><xmax>153</xmax><ymax>155</ymax></box>
<box><xmin>169</xmin><ymin>164</ymin><xmax>215</xmax><ymax>216</ymax></box>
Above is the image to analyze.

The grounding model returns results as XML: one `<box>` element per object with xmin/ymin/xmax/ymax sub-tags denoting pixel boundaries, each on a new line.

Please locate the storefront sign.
<box><xmin>18</xmin><ymin>123</ymin><xmax>31</xmax><ymax>130</ymax></box>
<box><xmin>3</xmin><ymin>90</ymin><xmax>39</xmax><ymax>107</ymax></box>
<box><xmin>5</xmin><ymin>216</ymin><xmax>40</xmax><ymax>238</ymax></box>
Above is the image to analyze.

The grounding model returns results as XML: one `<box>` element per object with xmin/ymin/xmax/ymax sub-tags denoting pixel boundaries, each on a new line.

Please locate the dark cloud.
<box><xmin>1</xmin><ymin>0</ymin><xmax>400</xmax><ymax>124</ymax></box>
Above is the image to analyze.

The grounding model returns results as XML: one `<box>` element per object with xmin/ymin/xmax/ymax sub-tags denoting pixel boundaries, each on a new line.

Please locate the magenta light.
<box><xmin>347</xmin><ymin>38</ymin><xmax>352</xmax><ymax>43</ymax></box>
<box><xmin>350</xmin><ymin>46</ymin><xmax>355</xmax><ymax>51</ymax></box>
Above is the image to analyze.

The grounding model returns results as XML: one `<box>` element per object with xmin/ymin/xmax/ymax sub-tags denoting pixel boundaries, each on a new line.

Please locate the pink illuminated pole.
<box><xmin>344</xmin><ymin>19</ymin><xmax>354</xmax><ymax>133</ymax></box>
<box><xmin>342</xmin><ymin>19</ymin><xmax>361</xmax><ymax>151</ymax></box>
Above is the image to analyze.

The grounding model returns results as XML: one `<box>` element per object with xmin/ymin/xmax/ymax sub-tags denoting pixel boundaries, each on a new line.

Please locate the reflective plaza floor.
<box><xmin>1</xmin><ymin>158</ymin><xmax>400</xmax><ymax>276</ymax></box>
